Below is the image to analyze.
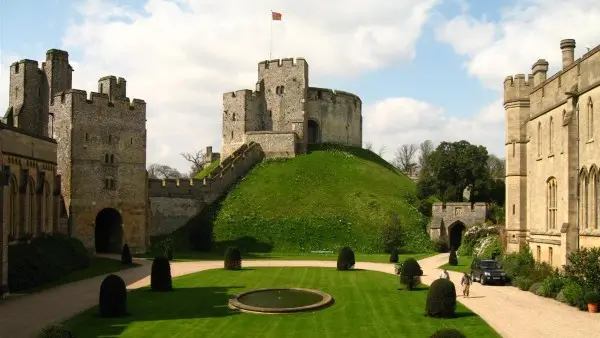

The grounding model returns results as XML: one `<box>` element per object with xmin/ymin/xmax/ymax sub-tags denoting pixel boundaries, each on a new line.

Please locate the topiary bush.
<box><xmin>448</xmin><ymin>250</ymin><xmax>458</xmax><ymax>266</ymax></box>
<box><xmin>224</xmin><ymin>246</ymin><xmax>242</xmax><ymax>270</ymax></box>
<box><xmin>538</xmin><ymin>275</ymin><xmax>564</xmax><ymax>298</ymax></box>
<box><xmin>121</xmin><ymin>244</ymin><xmax>132</xmax><ymax>265</ymax></box>
<box><xmin>400</xmin><ymin>258</ymin><xmax>422</xmax><ymax>290</ymax></box>
<box><xmin>37</xmin><ymin>324</ymin><xmax>74</xmax><ymax>338</ymax></box>
<box><xmin>389</xmin><ymin>248</ymin><xmax>399</xmax><ymax>263</ymax></box>
<box><xmin>337</xmin><ymin>246</ymin><xmax>356</xmax><ymax>270</ymax></box>
<box><xmin>425</xmin><ymin>278</ymin><xmax>457</xmax><ymax>318</ymax></box>
<box><xmin>151</xmin><ymin>256</ymin><xmax>173</xmax><ymax>292</ymax></box>
<box><xmin>584</xmin><ymin>291</ymin><xmax>600</xmax><ymax>304</ymax></box>
<box><xmin>99</xmin><ymin>274</ymin><xmax>127</xmax><ymax>318</ymax></box>
<box><xmin>429</xmin><ymin>328</ymin><xmax>466</xmax><ymax>338</ymax></box>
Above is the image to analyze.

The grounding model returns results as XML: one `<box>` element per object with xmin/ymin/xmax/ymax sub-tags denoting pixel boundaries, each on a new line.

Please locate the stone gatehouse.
<box><xmin>429</xmin><ymin>202</ymin><xmax>488</xmax><ymax>249</ymax></box>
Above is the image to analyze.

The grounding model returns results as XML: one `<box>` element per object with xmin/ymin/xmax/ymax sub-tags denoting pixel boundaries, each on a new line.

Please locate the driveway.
<box><xmin>0</xmin><ymin>254</ymin><xmax>598</xmax><ymax>337</ymax></box>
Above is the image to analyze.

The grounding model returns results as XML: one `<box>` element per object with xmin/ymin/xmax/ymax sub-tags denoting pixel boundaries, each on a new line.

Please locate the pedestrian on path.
<box><xmin>439</xmin><ymin>269</ymin><xmax>450</xmax><ymax>280</ymax></box>
<box><xmin>461</xmin><ymin>272</ymin><xmax>471</xmax><ymax>298</ymax></box>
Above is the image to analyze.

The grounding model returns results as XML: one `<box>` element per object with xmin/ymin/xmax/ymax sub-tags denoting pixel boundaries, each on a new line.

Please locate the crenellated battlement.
<box><xmin>503</xmin><ymin>73</ymin><xmax>533</xmax><ymax>104</ymax></box>
<box><xmin>10</xmin><ymin>59</ymin><xmax>43</xmax><ymax>74</ymax></box>
<box><xmin>223</xmin><ymin>89</ymin><xmax>253</xmax><ymax>99</ymax></box>
<box><xmin>51</xmin><ymin>89</ymin><xmax>146</xmax><ymax>112</ymax></box>
<box><xmin>46</xmin><ymin>49</ymin><xmax>69</xmax><ymax>60</ymax></box>
<box><xmin>432</xmin><ymin>202</ymin><xmax>487</xmax><ymax>213</ymax></box>
<box><xmin>258</xmin><ymin>57</ymin><xmax>307</xmax><ymax>72</ymax></box>
<box><xmin>307</xmin><ymin>87</ymin><xmax>362</xmax><ymax>105</ymax></box>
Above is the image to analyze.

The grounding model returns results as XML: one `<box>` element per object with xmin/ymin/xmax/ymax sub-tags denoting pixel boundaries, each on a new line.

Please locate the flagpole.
<box><xmin>269</xmin><ymin>10</ymin><xmax>273</xmax><ymax>60</ymax></box>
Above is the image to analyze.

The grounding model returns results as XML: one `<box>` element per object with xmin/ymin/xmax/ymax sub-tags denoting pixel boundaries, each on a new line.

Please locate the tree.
<box><xmin>377</xmin><ymin>145</ymin><xmax>387</xmax><ymax>157</ymax></box>
<box><xmin>181</xmin><ymin>150</ymin><xmax>205</xmax><ymax>177</ymax></box>
<box><xmin>147</xmin><ymin>164</ymin><xmax>183</xmax><ymax>179</ymax></box>
<box><xmin>394</xmin><ymin>144</ymin><xmax>418</xmax><ymax>175</ymax></box>
<box><xmin>418</xmin><ymin>140</ymin><xmax>435</xmax><ymax>172</ymax></box>
<box><xmin>487</xmin><ymin>154</ymin><xmax>505</xmax><ymax>179</ymax></box>
<box><xmin>364</xmin><ymin>141</ymin><xmax>373</xmax><ymax>151</ymax></box>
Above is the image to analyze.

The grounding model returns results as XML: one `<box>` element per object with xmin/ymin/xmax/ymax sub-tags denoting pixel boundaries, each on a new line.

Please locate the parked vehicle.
<box><xmin>470</xmin><ymin>258</ymin><xmax>507</xmax><ymax>285</ymax></box>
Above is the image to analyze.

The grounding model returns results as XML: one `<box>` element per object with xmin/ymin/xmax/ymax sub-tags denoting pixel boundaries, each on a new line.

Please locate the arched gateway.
<box><xmin>428</xmin><ymin>202</ymin><xmax>488</xmax><ymax>249</ymax></box>
<box><xmin>94</xmin><ymin>208</ymin><xmax>123</xmax><ymax>253</ymax></box>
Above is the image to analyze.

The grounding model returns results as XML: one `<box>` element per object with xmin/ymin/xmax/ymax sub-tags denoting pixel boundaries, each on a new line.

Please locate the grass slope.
<box><xmin>210</xmin><ymin>144</ymin><xmax>431</xmax><ymax>253</ymax></box>
<box><xmin>195</xmin><ymin>160</ymin><xmax>220</xmax><ymax>179</ymax></box>
<box><xmin>65</xmin><ymin>267</ymin><xmax>498</xmax><ymax>338</ymax></box>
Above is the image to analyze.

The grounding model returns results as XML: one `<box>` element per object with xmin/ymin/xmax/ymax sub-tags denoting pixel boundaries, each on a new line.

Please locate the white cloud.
<box><xmin>363</xmin><ymin>97</ymin><xmax>505</xmax><ymax>161</ymax></box>
<box><xmin>56</xmin><ymin>0</ymin><xmax>440</xmax><ymax>172</ymax></box>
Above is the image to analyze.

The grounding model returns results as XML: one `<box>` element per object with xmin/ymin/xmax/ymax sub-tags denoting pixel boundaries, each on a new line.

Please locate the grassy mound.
<box><xmin>195</xmin><ymin>160</ymin><xmax>219</xmax><ymax>179</ymax></box>
<box><xmin>207</xmin><ymin>144</ymin><xmax>430</xmax><ymax>253</ymax></box>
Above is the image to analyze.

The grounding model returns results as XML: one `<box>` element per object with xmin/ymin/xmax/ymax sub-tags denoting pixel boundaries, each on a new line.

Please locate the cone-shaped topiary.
<box><xmin>166</xmin><ymin>247</ymin><xmax>174</xmax><ymax>261</ymax></box>
<box><xmin>429</xmin><ymin>328</ymin><xmax>466</xmax><ymax>338</ymax></box>
<box><xmin>121</xmin><ymin>244</ymin><xmax>132</xmax><ymax>265</ymax></box>
<box><xmin>151</xmin><ymin>256</ymin><xmax>173</xmax><ymax>292</ymax></box>
<box><xmin>426</xmin><ymin>278</ymin><xmax>457</xmax><ymax>318</ymax></box>
<box><xmin>37</xmin><ymin>324</ymin><xmax>74</xmax><ymax>338</ymax></box>
<box><xmin>224</xmin><ymin>246</ymin><xmax>242</xmax><ymax>270</ymax></box>
<box><xmin>448</xmin><ymin>249</ymin><xmax>458</xmax><ymax>266</ymax></box>
<box><xmin>337</xmin><ymin>246</ymin><xmax>356</xmax><ymax>270</ymax></box>
<box><xmin>400</xmin><ymin>258</ymin><xmax>422</xmax><ymax>290</ymax></box>
<box><xmin>99</xmin><ymin>274</ymin><xmax>128</xmax><ymax>317</ymax></box>
<box><xmin>389</xmin><ymin>248</ymin><xmax>399</xmax><ymax>263</ymax></box>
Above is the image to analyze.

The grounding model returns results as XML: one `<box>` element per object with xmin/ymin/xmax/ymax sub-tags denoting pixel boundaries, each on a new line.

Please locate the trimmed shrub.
<box><xmin>337</xmin><ymin>246</ymin><xmax>356</xmax><ymax>270</ymax></box>
<box><xmin>400</xmin><ymin>258</ymin><xmax>422</xmax><ymax>290</ymax></box>
<box><xmin>224</xmin><ymin>246</ymin><xmax>242</xmax><ymax>270</ymax></box>
<box><xmin>528</xmin><ymin>282</ymin><xmax>542</xmax><ymax>295</ymax></box>
<box><xmin>448</xmin><ymin>250</ymin><xmax>458</xmax><ymax>266</ymax></box>
<box><xmin>561</xmin><ymin>280</ymin><xmax>585</xmax><ymax>307</ymax></box>
<box><xmin>8</xmin><ymin>234</ymin><xmax>90</xmax><ymax>292</ymax></box>
<box><xmin>389</xmin><ymin>248</ymin><xmax>399</xmax><ymax>263</ymax></box>
<box><xmin>151</xmin><ymin>256</ymin><xmax>173</xmax><ymax>292</ymax></box>
<box><xmin>564</xmin><ymin>247</ymin><xmax>600</xmax><ymax>293</ymax></box>
<box><xmin>584</xmin><ymin>291</ymin><xmax>599</xmax><ymax>304</ymax></box>
<box><xmin>514</xmin><ymin>276</ymin><xmax>534</xmax><ymax>291</ymax></box>
<box><xmin>37</xmin><ymin>324</ymin><xmax>74</xmax><ymax>338</ymax></box>
<box><xmin>429</xmin><ymin>328</ymin><xmax>466</xmax><ymax>338</ymax></box>
<box><xmin>434</xmin><ymin>239</ymin><xmax>449</xmax><ymax>253</ymax></box>
<box><xmin>538</xmin><ymin>276</ymin><xmax>564</xmax><ymax>298</ymax></box>
<box><xmin>99</xmin><ymin>274</ymin><xmax>127</xmax><ymax>318</ymax></box>
<box><xmin>121</xmin><ymin>244</ymin><xmax>132</xmax><ymax>265</ymax></box>
<box><xmin>426</xmin><ymin>278</ymin><xmax>457</xmax><ymax>318</ymax></box>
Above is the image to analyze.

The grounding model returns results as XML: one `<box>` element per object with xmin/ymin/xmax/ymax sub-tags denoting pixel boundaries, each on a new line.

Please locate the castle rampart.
<box><xmin>258</xmin><ymin>57</ymin><xmax>307</xmax><ymax>72</ymax></box>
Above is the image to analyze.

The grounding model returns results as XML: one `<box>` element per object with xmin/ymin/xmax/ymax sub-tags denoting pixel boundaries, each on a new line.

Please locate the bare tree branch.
<box><xmin>181</xmin><ymin>150</ymin><xmax>206</xmax><ymax>177</ymax></box>
<box><xmin>394</xmin><ymin>144</ymin><xmax>418</xmax><ymax>175</ymax></box>
<box><xmin>364</xmin><ymin>141</ymin><xmax>373</xmax><ymax>151</ymax></box>
<box><xmin>377</xmin><ymin>145</ymin><xmax>387</xmax><ymax>157</ymax></box>
<box><xmin>147</xmin><ymin>163</ymin><xmax>183</xmax><ymax>179</ymax></box>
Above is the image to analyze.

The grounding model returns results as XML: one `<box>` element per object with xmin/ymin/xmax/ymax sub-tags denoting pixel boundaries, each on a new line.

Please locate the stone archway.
<box><xmin>307</xmin><ymin>120</ymin><xmax>320</xmax><ymax>144</ymax></box>
<box><xmin>448</xmin><ymin>221</ymin><xmax>466</xmax><ymax>251</ymax></box>
<box><xmin>94</xmin><ymin>208</ymin><xmax>123</xmax><ymax>254</ymax></box>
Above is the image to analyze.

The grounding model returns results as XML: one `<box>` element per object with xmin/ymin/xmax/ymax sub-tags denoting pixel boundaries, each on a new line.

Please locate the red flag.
<box><xmin>272</xmin><ymin>11</ymin><xmax>282</xmax><ymax>21</ymax></box>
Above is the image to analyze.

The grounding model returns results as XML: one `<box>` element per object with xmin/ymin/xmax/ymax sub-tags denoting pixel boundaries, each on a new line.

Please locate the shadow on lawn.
<box><xmin>72</xmin><ymin>285</ymin><xmax>244</xmax><ymax>337</ymax></box>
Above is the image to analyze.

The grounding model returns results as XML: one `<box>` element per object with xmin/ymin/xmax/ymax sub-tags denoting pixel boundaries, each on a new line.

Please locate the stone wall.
<box><xmin>245</xmin><ymin>131</ymin><xmax>296</xmax><ymax>159</ymax></box>
<box><xmin>429</xmin><ymin>202</ymin><xmax>488</xmax><ymax>241</ymax></box>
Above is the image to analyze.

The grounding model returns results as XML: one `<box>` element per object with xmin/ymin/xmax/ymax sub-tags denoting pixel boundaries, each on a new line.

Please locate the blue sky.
<box><xmin>1</xmin><ymin>0</ymin><xmax>598</xmax><ymax>172</ymax></box>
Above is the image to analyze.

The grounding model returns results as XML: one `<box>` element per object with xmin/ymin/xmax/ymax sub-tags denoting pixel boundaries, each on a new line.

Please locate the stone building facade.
<box><xmin>221</xmin><ymin>58</ymin><xmax>363</xmax><ymax>160</ymax></box>
<box><xmin>0</xmin><ymin>49</ymin><xmax>148</xmax><ymax>297</ymax></box>
<box><xmin>429</xmin><ymin>202</ymin><xmax>488</xmax><ymax>249</ymax></box>
<box><xmin>505</xmin><ymin>38</ymin><xmax>600</xmax><ymax>268</ymax></box>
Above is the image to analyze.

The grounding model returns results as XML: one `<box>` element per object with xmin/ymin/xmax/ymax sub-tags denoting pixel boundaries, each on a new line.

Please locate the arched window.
<box><xmin>562</xmin><ymin>110</ymin><xmax>567</xmax><ymax>153</ymax></box>
<box><xmin>8</xmin><ymin>175</ymin><xmax>18</xmax><ymax>240</ymax></box>
<box><xmin>588</xmin><ymin>97</ymin><xmax>594</xmax><ymax>140</ymax></box>
<box><xmin>109</xmin><ymin>154</ymin><xmax>114</xmax><ymax>164</ymax></box>
<box><xmin>104</xmin><ymin>177</ymin><xmax>116</xmax><ymax>190</ymax></box>
<box><xmin>580</xmin><ymin>169</ymin><xmax>589</xmax><ymax>229</ymax></box>
<box><xmin>547</xmin><ymin>177</ymin><xmax>558</xmax><ymax>230</ymax></box>
<box><xmin>590</xmin><ymin>167</ymin><xmax>598</xmax><ymax>230</ymax></box>
<box><xmin>549</xmin><ymin>117</ymin><xmax>554</xmax><ymax>154</ymax></box>
<box><xmin>26</xmin><ymin>178</ymin><xmax>35</xmax><ymax>236</ymax></box>
<box><xmin>537</xmin><ymin>122</ymin><xmax>542</xmax><ymax>157</ymax></box>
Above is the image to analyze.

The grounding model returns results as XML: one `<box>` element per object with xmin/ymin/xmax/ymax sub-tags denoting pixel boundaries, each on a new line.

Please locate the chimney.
<box><xmin>560</xmin><ymin>39</ymin><xmax>576</xmax><ymax>69</ymax></box>
<box><xmin>532</xmin><ymin>59</ymin><xmax>549</xmax><ymax>86</ymax></box>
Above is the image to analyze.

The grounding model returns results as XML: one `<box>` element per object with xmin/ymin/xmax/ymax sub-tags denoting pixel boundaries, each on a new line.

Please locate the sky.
<box><xmin>2</xmin><ymin>0</ymin><xmax>600</xmax><ymax>173</ymax></box>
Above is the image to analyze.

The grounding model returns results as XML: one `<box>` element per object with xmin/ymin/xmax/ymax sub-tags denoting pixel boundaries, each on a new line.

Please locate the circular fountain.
<box><xmin>228</xmin><ymin>288</ymin><xmax>334</xmax><ymax>314</ymax></box>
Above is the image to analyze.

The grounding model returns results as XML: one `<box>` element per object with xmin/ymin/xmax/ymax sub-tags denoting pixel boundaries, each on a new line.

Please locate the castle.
<box><xmin>0</xmin><ymin>51</ymin><xmax>364</xmax><ymax>296</ymax></box>
<box><xmin>505</xmin><ymin>38</ymin><xmax>600</xmax><ymax>268</ymax></box>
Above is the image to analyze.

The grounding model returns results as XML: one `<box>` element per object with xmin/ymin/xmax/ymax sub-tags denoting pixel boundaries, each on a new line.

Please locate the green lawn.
<box><xmin>440</xmin><ymin>256</ymin><xmax>474</xmax><ymax>274</ymax></box>
<box><xmin>15</xmin><ymin>257</ymin><xmax>139</xmax><ymax>295</ymax></box>
<box><xmin>64</xmin><ymin>267</ymin><xmax>499</xmax><ymax>338</ymax></box>
<box><xmin>195</xmin><ymin>160</ymin><xmax>220</xmax><ymax>179</ymax></box>
<box><xmin>135</xmin><ymin>250</ymin><xmax>435</xmax><ymax>263</ymax></box>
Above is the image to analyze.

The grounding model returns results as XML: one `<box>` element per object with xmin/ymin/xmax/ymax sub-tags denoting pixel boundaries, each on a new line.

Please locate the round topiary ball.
<box><xmin>337</xmin><ymin>246</ymin><xmax>356</xmax><ymax>270</ymax></box>
<box><xmin>37</xmin><ymin>324</ymin><xmax>74</xmax><ymax>338</ymax></box>
<box><xmin>429</xmin><ymin>328</ymin><xmax>466</xmax><ymax>338</ymax></box>
<box><xmin>151</xmin><ymin>256</ymin><xmax>173</xmax><ymax>292</ymax></box>
<box><xmin>121</xmin><ymin>244</ymin><xmax>132</xmax><ymax>265</ymax></box>
<box><xmin>99</xmin><ymin>274</ymin><xmax>128</xmax><ymax>318</ymax></box>
<box><xmin>400</xmin><ymin>258</ymin><xmax>422</xmax><ymax>290</ymax></box>
<box><xmin>426</xmin><ymin>278</ymin><xmax>457</xmax><ymax>318</ymax></box>
<box><xmin>224</xmin><ymin>246</ymin><xmax>242</xmax><ymax>270</ymax></box>
<box><xmin>389</xmin><ymin>248</ymin><xmax>399</xmax><ymax>263</ymax></box>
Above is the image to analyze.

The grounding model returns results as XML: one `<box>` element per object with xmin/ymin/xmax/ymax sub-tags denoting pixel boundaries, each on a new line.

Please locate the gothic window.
<box><xmin>590</xmin><ymin>167</ymin><xmax>598</xmax><ymax>229</ymax></box>
<box><xmin>580</xmin><ymin>169</ymin><xmax>589</xmax><ymax>229</ymax></box>
<box><xmin>549</xmin><ymin>117</ymin><xmax>554</xmax><ymax>154</ymax></box>
<box><xmin>588</xmin><ymin>98</ymin><xmax>594</xmax><ymax>140</ymax></box>
<box><xmin>596</xmin><ymin>170</ymin><xmax>600</xmax><ymax>229</ymax></box>
<box><xmin>547</xmin><ymin>177</ymin><xmax>557</xmax><ymax>230</ymax></box>
<box><xmin>562</xmin><ymin>110</ymin><xmax>567</xmax><ymax>153</ymax></box>
<box><xmin>8</xmin><ymin>175</ymin><xmax>18</xmax><ymax>240</ymax></box>
<box><xmin>537</xmin><ymin>122</ymin><xmax>542</xmax><ymax>157</ymax></box>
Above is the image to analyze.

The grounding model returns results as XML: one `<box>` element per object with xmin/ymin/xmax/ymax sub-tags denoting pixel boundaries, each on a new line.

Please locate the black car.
<box><xmin>470</xmin><ymin>258</ymin><xmax>508</xmax><ymax>285</ymax></box>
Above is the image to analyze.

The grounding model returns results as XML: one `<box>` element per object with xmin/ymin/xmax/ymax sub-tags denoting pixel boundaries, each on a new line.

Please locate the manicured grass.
<box><xmin>135</xmin><ymin>250</ymin><xmax>435</xmax><ymax>263</ymax></box>
<box><xmin>64</xmin><ymin>267</ymin><xmax>499</xmax><ymax>338</ymax></box>
<box><xmin>195</xmin><ymin>160</ymin><xmax>220</xmax><ymax>179</ymax></box>
<box><xmin>17</xmin><ymin>257</ymin><xmax>140</xmax><ymax>294</ymax></box>
<box><xmin>440</xmin><ymin>256</ymin><xmax>474</xmax><ymax>274</ymax></box>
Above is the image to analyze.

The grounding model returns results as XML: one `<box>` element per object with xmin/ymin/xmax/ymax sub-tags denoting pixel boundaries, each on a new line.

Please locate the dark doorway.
<box><xmin>307</xmin><ymin>120</ymin><xmax>319</xmax><ymax>144</ymax></box>
<box><xmin>448</xmin><ymin>221</ymin><xmax>466</xmax><ymax>251</ymax></box>
<box><xmin>95</xmin><ymin>208</ymin><xmax>123</xmax><ymax>253</ymax></box>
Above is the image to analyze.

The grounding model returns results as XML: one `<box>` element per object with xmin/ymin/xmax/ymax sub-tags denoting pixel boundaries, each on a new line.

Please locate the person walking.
<box><xmin>461</xmin><ymin>272</ymin><xmax>471</xmax><ymax>298</ymax></box>
<box><xmin>439</xmin><ymin>269</ymin><xmax>450</xmax><ymax>280</ymax></box>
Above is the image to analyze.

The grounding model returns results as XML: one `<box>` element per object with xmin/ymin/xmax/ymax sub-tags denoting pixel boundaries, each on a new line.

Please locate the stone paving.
<box><xmin>0</xmin><ymin>253</ymin><xmax>599</xmax><ymax>338</ymax></box>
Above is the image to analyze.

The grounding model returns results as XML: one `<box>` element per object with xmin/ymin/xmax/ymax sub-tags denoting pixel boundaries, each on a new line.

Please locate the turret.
<box><xmin>98</xmin><ymin>76</ymin><xmax>127</xmax><ymax>102</ymax></box>
<box><xmin>504</xmin><ymin>74</ymin><xmax>532</xmax><ymax>105</ymax></box>
<box><xmin>560</xmin><ymin>39</ymin><xmax>576</xmax><ymax>69</ymax></box>
<box><xmin>532</xmin><ymin>59</ymin><xmax>549</xmax><ymax>87</ymax></box>
<box><xmin>8</xmin><ymin>59</ymin><xmax>44</xmax><ymax>135</ymax></box>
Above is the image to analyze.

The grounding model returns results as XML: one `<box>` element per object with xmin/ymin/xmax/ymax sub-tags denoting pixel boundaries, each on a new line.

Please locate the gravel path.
<box><xmin>0</xmin><ymin>253</ymin><xmax>598</xmax><ymax>338</ymax></box>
